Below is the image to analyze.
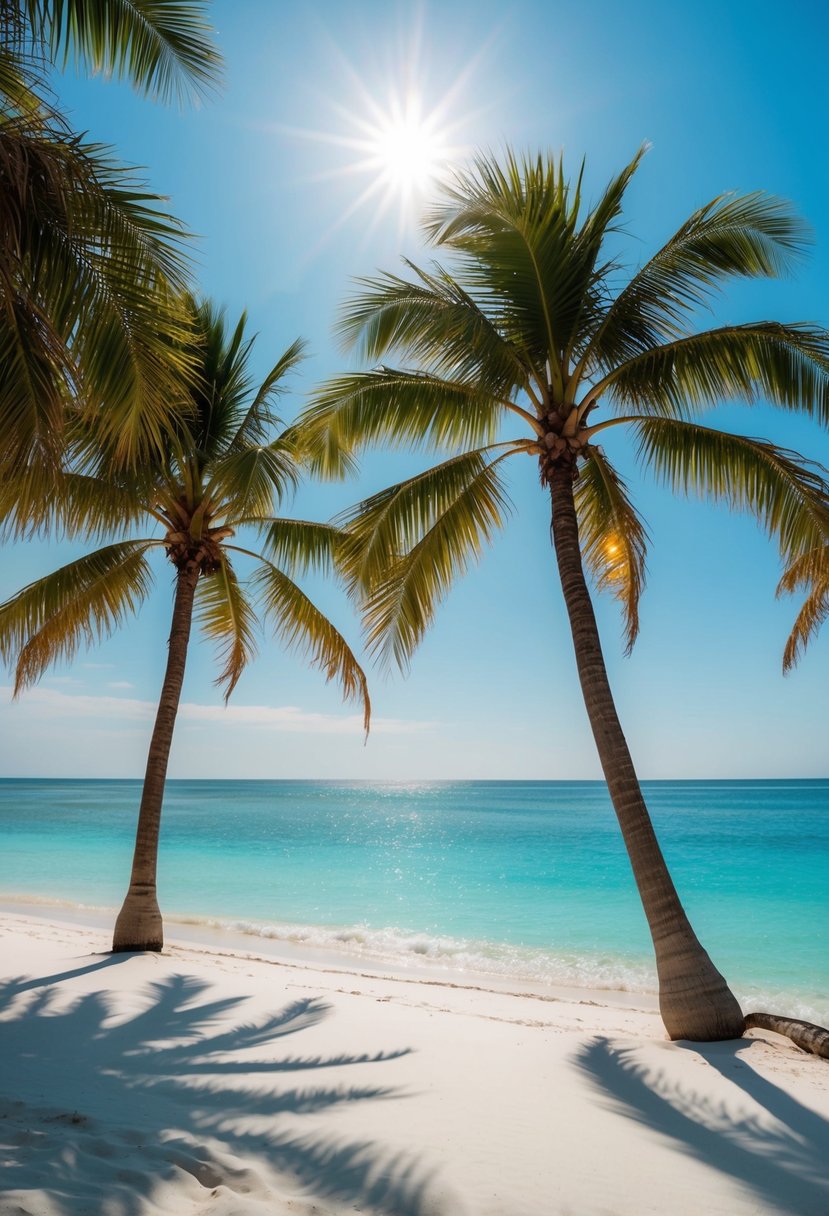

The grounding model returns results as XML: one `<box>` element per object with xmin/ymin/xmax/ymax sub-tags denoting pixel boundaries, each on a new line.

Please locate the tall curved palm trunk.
<box><xmin>304</xmin><ymin>149</ymin><xmax>829</xmax><ymax>1051</ymax></box>
<box><xmin>112</xmin><ymin>561</ymin><xmax>200</xmax><ymax>952</ymax></box>
<box><xmin>549</xmin><ymin>462</ymin><xmax>744</xmax><ymax>1039</ymax></box>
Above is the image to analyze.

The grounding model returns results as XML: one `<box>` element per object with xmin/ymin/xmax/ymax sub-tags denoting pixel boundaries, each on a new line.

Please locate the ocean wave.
<box><xmin>166</xmin><ymin>914</ymin><xmax>829</xmax><ymax>1023</ymax></box>
<box><xmin>3</xmin><ymin>891</ymin><xmax>826</xmax><ymax>1024</ymax></box>
<box><xmin>175</xmin><ymin>912</ymin><xmax>655</xmax><ymax>992</ymax></box>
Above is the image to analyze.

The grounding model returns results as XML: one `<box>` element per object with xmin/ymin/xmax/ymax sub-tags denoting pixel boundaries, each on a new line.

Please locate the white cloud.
<box><xmin>1</xmin><ymin>686</ymin><xmax>433</xmax><ymax>736</ymax></box>
<box><xmin>107</xmin><ymin>681</ymin><xmax>135</xmax><ymax>690</ymax></box>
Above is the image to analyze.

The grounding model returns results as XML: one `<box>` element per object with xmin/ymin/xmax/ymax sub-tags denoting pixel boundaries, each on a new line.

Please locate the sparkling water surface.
<box><xmin>1</xmin><ymin>779</ymin><xmax>826</xmax><ymax>1019</ymax></box>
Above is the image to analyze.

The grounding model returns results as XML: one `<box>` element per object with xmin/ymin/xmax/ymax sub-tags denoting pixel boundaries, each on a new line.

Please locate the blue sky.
<box><xmin>1</xmin><ymin>0</ymin><xmax>828</xmax><ymax>779</ymax></box>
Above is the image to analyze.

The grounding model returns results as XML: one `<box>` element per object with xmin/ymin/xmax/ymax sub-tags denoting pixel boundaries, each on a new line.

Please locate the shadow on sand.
<box><xmin>574</xmin><ymin>1035</ymin><xmax>829</xmax><ymax>1216</ymax></box>
<box><xmin>0</xmin><ymin>963</ymin><xmax>446</xmax><ymax>1215</ymax></box>
<box><xmin>1</xmin><ymin>952</ymin><xmax>130</xmax><ymax>994</ymax></box>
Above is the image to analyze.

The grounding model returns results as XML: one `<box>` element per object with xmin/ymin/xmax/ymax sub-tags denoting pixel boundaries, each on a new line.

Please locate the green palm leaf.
<box><xmin>581</xmin><ymin>192</ymin><xmax>809</xmax><ymax>374</ymax></box>
<box><xmin>338</xmin><ymin>261</ymin><xmax>536</xmax><ymax>398</ymax></box>
<box><xmin>184</xmin><ymin>302</ymin><xmax>255</xmax><ymax>458</ymax></box>
<box><xmin>225</xmin><ymin>338</ymin><xmax>307</xmax><ymax>454</ymax></box>
<box><xmin>250</xmin><ymin>557</ymin><xmax>370</xmax><ymax>734</ymax></box>
<box><xmin>337</xmin><ymin>445</ymin><xmax>519</xmax><ymax>598</ymax></box>
<box><xmin>0</xmin><ymin>539</ymin><xmax>158</xmax><ymax>692</ymax></box>
<box><xmin>0</xmin><ymin>40</ymin><xmax>43</xmax><ymax>114</ymax></box>
<box><xmin>576</xmin><ymin>447</ymin><xmax>649</xmax><ymax>652</ymax></box>
<box><xmin>560</xmin><ymin>147</ymin><xmax>652</xmax><ymax>369</ymax></box>
<box><xmin>252</xmin><ymin>519</ymin><xmax>344</xmax><ymax>578</ymax></box>
<box><xmin>204</xmin><ymin>440</ymin><xmax>300</xmax><ymax>519</ymax></box>
<box><xmin>23</xmin><ymin>0</ymin><xmax>221</xmax><ymax>104</ymax></box>
<box><xmin>196</xmin><ymin>555</ymin><xmax>258</xmax><ymax>700</ymax></box>
<box><xmin>54</xmin><ymin>175</ymin><xmax>194</xmax><ymax>467</ymax></box>
<box><xmin>0</xmin><ymin>285</ymin><xmax>74</xmax><ymax>465</ymax></box>
<box><xmin>353</xmin><ymin>453</ymin><xmax>514</xmax><ymax>670</ymax></box>
<box><xmin>300</xmin><ymin>367</ymin><xmax>506</xmax><ymax>478</ymax></box>
<box><xmin>0</xmin><ymin>116</ymin><xmax>195</xmax><ymax>466</ymax></box>
<box><xmin>0</xmin><ymin>467</ymin><xmax>148</xmax><ymax>539</ymax></box>
<box><xmin>633</xmin><ymin>418</ymin><xmax>829</xmax><ymax>562</ymax></box>
<box><xmin>598</xmin><ymin>323</ymin><xmax>829</xmax><ymax>422</ymax></box>
<box><xmin>424</xmin><ymin>150</ymin><xmax>581</xmax><ymax>373</ymax></box>
<box><xmin>280</xmin><ymin>413</ymin><xmax>359</xmax><ymax>482</ymax></box>
<box><xmin>423</xmin><ymin>147</ymin><xmax>644</xmax><ymax>387</ymax></box>
<box><xmin>170</xmin><ymin>309</ymin><xmax>305</xmax><ymax>472</ymax></box>
<box><xmin>0</xmin><ymin>2</ymin><xmax>220</xmax><ymax>464</ymax></box>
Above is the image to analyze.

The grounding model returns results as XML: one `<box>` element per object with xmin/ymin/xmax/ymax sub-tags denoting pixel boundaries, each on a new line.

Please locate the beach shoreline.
<box><xmin>2</xmin><ymin>910</ymin><xmax>828</xmax><ymax>1215</ymax></box>
<box><xmin>0</xmin><ymin>896</ymin><xmax>662</xmax><ymax>1012</ymax></box>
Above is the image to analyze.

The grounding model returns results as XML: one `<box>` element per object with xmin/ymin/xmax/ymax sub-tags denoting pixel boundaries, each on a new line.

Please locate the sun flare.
<box><xmin>363</xmin><ymin>95</ymin><xmax>450</xmax><ymax>196</ymax></box>
<box><xmin>280</xmin><ymin>55</ymin><xmax>479</xmax><ymax>247</ymax></box>
<box><xmin>317</xmin><ymin>83</ymin><xmax>462</xmax><ymax>232</ymax></box>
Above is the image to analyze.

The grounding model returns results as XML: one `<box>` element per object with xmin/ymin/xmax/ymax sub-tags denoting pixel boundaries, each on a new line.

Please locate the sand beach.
<box><xmin>2</xmin><ymin>910</ymin><xmax>828</xmax><ymax>1216</ymax></box>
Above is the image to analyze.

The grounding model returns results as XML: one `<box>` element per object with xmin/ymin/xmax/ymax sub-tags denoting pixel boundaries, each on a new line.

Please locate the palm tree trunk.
<box><xmin>548</xmin><ymin>461</ymin><xmax>745</xmax><ymax>1041</ymax></box>
<box><xmin>112</xmin><ymin>560</ymin><xmax>200</xmax><ymax>952</ymax></box>
<box><xmin>744</xmin><ymin>1012</ymin><xmax>829</xmax><ymax>1057</ymax></box>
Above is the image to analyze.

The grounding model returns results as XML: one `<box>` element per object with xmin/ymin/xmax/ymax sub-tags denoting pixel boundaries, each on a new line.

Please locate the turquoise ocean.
<box><xmin>1</xmin><ymin>778</ymin><xmax>827</xmax><ymax>1021</ymax></box>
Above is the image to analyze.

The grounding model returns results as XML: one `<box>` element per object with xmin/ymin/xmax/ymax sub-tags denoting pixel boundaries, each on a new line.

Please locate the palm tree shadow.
<box><xmin>2</xmin><ymin>952</ymin><xmax>129</xmax><ymax>994</ymax></box>
<box><xmin>574</xmin><ymin>1036</ymin><xmax>829</xmax><ymax>1215</ymax></box>
<box><xmin>0</xmin><ymin>969</ymin><xmax>445</xmax><ymax>1215</ymax></box>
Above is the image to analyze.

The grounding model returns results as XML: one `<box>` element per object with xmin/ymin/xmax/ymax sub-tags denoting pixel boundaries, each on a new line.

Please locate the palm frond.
<box><xmin>0</xmin><ymin>539</ymin><xmax>157</xmax><ymax>692</ymax></box>
<box><xmin>600</xmin><ymin>322</ymin><xmax>829</xmax><ymax>423</ymax></box>
<box><xmin>777</xmin><ymin>547</ymin><xmax>829</xmax><ymax>671</ymax></box>
<box><xmin>0</xmin><ymin>116</ymin><xmax>196</xmax><ymax>467</ymax></box>
<box><xmin>26</xmin><ymin>0</ymin><xmax>222</xmax><ymax>104</ymax></box>
<box><xmin>224</xmin><ymin>337</ymin><xmax>307</xmax><ymax>454</ymax></box>
<box><xmin>251</xmin><ymin>558</ymin><xmax>370</xmax><ymax>734</ymax></box>
<box><xmin>0</xmin><ymin>38</ymin><xmax>45</xmax><ymax>118</ymax></box>
<box><xmin>205</xmin><ymin>440</ymin><xmax>300</xmax><ymax>519</ymax></box>
<box><xmin>300</xmin><ymin>367</ymin><xmax>506</xmax><ymax>478</ymax></box>
<box><xmin>424</xmin><ymin>149</ymin><xmax>581</xmax><ymax>371</ymax></box>
<box><xmin>581</xmin><ymin>192</ymin><xmax>809</xmax><ymax>373</ymax></box>
<box><xmin>280</xmin><ymin>412</ymin><xmax>359</xmax><ymax>482</ymax></box>
<box><xmin>252</xmin><ymin>519</ymin><xmax>344</xmax><ymax>578</ymax></box>
<box><xmin>634</xmin><ymin>417</ymin><xmax>829</xmax><ymax>563</ymax></box>
<box><xmin>196</xmin><ymin>554</ymin><xmax>258</xmax><ymax>700</ymax></box>
<box><xmin>58</xmin><ymin>181</ymin><xmax>195</xmax><ymax>467</ymax></box>
<box><xmin>337</xmin><ymin>261</ymin><xmax>535</xmax><ymax>397</ymax></box>
<box><xmin>576</xmin><ymin>446</ymin><xmax>649</xmax><ymax>651</ymax></box>
<box><xmin>0</xmin><ymin>284</ymin><xmax>74</xmax><ymax>465</ymax></box>
<box><xmin>422</xmin><ymin>147</ymin><xmax>644</xmax><ymax>380</ymax></box>
<box><xmin>184</xmin><ymin>300</ymin><xmax>255</xmax><ymax>458</ymax></box>
<box><xmin>0</xmin><ymin>467</ymin><xmax>148</xmax><ymax>539</ymax></box>
<box><xmin>562</xmin><ymin>147</ymin><xmax>650</xmax><ymax>368</ymax></box>
<box><xmin>336</xmin><ymin>445</ymin><xmax>517</xmax><ymax>597</ymax></box>
<box><xmin>353</xmin><ymin>453</ymin><xmax>514</xmax><ymax>670</ymax></box>
<box><xmin>173</xmin><ymin>305</ymin><xmax>306</xmax><ymax>488</ymax></box>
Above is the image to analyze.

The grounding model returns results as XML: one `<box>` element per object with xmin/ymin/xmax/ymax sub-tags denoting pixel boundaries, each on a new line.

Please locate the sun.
<box><xmin>277</xmin><ymin>50</ymin><xmax>482</xmax><ymax>247</ymax></box>
<box><xmin>359</xmin><ymin>93</ymin><xmax>450</xmax><ymax>198</ymax></box>
<box><xmin>271</xmin><ymin>26</ymin><xmax>496</xmax><ymax>253</ymax></box>
<box><xmin>297</xmin><ymin>82</ymin><xmax>464</xmax><ymax>238</ymax></box>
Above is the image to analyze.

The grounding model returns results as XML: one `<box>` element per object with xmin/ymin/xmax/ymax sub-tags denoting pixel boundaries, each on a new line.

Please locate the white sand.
<box><xmin>1</xmin><ymin>912</ymin><xmax>828</xmax><ymax>1216</ymax></box>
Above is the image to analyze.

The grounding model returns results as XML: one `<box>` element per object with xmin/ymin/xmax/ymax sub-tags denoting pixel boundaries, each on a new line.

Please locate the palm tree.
<box><xmin>0</xmin><ymin>1</ymin><xmax>221</xmax><ymax>468</ymax></box>
<box><xmin>0</xmin><ymin>300</ymin><xmax>370</xmax><ymax>953</ymax></box>
<box><xmin>300</xmin><ymin>149</ymin><xmax>829</xmax><ymax>1044</ymax></box>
